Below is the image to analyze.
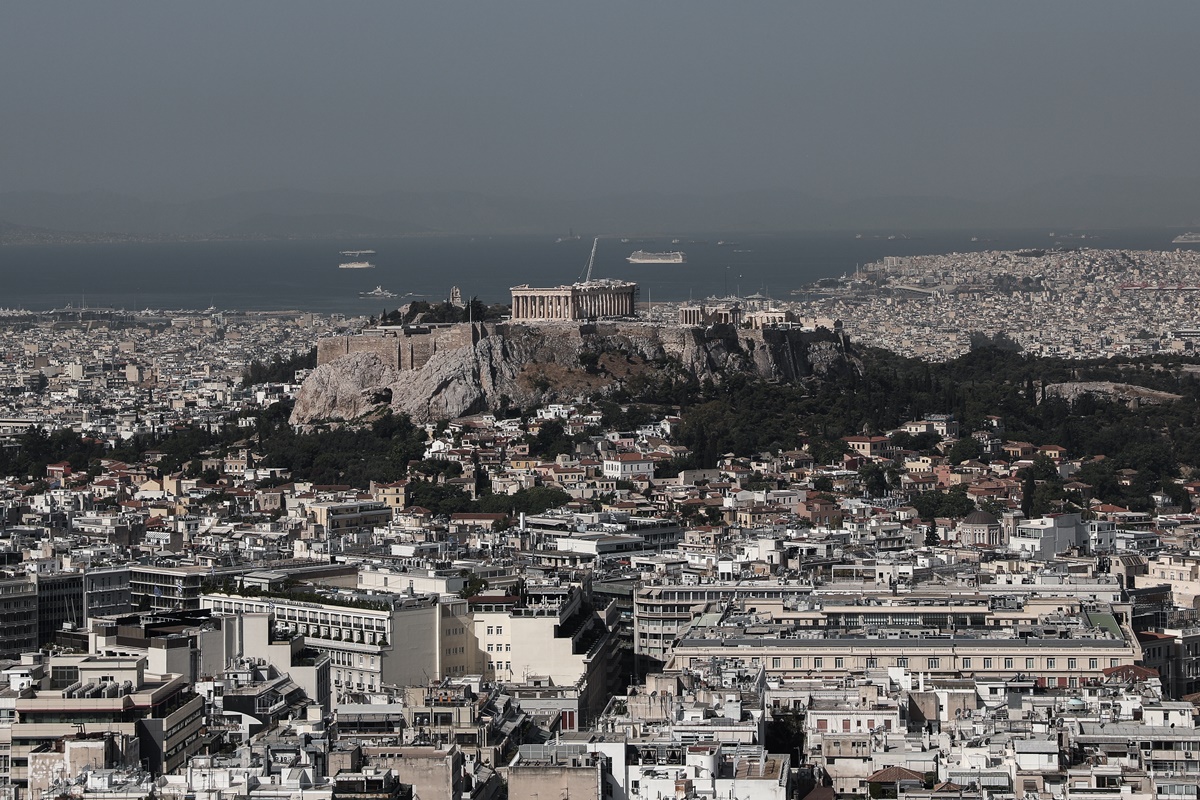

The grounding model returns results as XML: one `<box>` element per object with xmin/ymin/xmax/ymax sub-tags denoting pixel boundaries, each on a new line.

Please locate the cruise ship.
<box><xmin>338</xmin><ymin>261</ymin><xmax>375</xmax><ymax>269</ymax></box>
<box><xmin>627</xmin><ymin>250</ymin><xmax>686</xmax><ymax>264</ymax></box>
<box><xmin>1173</xmin><ymin>232</ymin><xmax>1200</xmax><ymax>244</ymax></box>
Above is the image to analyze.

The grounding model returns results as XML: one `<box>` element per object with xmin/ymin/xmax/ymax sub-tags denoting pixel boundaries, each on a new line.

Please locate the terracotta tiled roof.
<box><xmin>867</xmin><ymin>766</ymin><xmax>925</xmax><ymax>784</ymax></box>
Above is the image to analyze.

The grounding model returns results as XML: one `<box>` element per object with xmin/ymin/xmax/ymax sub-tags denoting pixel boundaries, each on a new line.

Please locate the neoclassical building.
<box><xmin>511</xmin><ymin>280</ymin><xmax>637</xmax><ymax>321</ymax></box>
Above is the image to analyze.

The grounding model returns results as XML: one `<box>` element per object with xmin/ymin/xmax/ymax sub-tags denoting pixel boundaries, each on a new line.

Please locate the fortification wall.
<box><xmin>319</xmin><ymin>324</ymin><xmax>482</xmax><ymax>372</ymax></box>
<box><xmin>317</xmin><ymin>334</ymin><xmax>402</xmax><ymax>370</ymax></box>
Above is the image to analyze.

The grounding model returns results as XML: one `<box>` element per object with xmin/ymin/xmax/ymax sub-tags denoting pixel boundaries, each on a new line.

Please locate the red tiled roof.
<box><xmin>867</xmin><ymin>766</ymin><xmax>925</xmax><ymax>783</ymax></box>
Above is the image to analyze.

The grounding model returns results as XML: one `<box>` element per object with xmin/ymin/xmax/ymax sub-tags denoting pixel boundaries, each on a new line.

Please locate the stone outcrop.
<box><xmin>291</xmin><ymin>322</ymin><xmax>855</xmax><ymax>426</ymax></box>
<box><xmin>1043</xmin><ymin>381</ymin><xmax>1182</xmax><ymax>407</ymax></box>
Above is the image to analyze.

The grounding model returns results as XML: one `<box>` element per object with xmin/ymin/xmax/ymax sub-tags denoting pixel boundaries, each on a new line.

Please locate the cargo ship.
<box><xmin>627</xmin><ymin>250</ymin><xmax>686</xmax><ymax>264</ymax></box>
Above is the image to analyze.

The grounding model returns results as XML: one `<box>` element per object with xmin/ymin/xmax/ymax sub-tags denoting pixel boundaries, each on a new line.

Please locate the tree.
<box><xmin>969</xmin><ymin>331</ymin><xmax>1022</xmax><ymax>352</ymax></box>
<box><xmin>457</xmin><ymin>571</ymin><xmax>489</xmax><ymax>599</ymax></box>
<box><xmin>945</xmin><ymin>437</ymin><xmax>982</xmax><ymax>465</ymax></box>
<box><xmin>528</xmin><ymin>420</ymin><xmax>574</xmax><ymax>459</ymax></box>
<box><xmin>911</xmin><ymin>485</ymin><xmax>975</xmax><ymax>521</ymax></box>
<box><xmin>858</xmin><ymin>463</ymin><xmax>889</xmax><ymax>497</ymax></box>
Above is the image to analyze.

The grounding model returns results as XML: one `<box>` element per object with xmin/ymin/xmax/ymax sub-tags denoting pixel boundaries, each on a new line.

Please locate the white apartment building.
<box><xmin>201</xmin><ymin>592</ymin><xmax>470</xmax><ymax>700</ymax></box>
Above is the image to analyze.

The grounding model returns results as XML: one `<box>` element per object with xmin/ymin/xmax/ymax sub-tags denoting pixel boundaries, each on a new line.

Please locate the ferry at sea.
<box><xmin>627</xmin><ymin>250</ymin><xmax>686</xmax><ymax>264</ymax></box>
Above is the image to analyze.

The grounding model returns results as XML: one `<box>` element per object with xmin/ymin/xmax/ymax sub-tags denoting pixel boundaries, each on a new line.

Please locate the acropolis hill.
<box><xmin>292</xmin><ymin>321</ymin><xmax>852</xmax><ymax>425</ymax></box>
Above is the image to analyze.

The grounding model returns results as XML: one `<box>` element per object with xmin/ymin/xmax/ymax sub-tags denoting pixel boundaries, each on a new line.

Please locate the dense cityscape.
<box><xmin>1</xmin><ymin>245</ymin><xmax>1199</xmax><ymax>800</ymax></box>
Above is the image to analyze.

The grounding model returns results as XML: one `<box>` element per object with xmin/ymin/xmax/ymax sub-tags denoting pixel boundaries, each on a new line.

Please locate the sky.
<box><xmin>3</xmin><ymin>1</ymin><xmax>1199</xmax><ymax>203</ymax></box>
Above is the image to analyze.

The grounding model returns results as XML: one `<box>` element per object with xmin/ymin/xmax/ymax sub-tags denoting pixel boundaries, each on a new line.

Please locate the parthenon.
<box><xmin>510</xmin><ymin>280</ymin><xmax>637</xmax><ymax>321</ymax></box>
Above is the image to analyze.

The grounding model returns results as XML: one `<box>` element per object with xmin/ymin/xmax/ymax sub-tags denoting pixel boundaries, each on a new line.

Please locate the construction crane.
<box><xmin>580</xmin><ymin>236</ymin><xmax>600</xmax><ymax>283</ymax></box>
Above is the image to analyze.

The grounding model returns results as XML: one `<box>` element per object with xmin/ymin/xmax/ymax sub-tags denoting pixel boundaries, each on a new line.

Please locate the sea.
<box><xmin>0</xmin><ymin>229</ymin><xmax>1195</xmax><ymax>315</ymax></box>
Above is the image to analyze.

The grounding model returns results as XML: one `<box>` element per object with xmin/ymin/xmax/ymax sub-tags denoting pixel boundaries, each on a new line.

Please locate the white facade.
<box><xmin>602</xmin><ymin>454</ymin><xmax>654</xmax><ymax>479</ymax></box>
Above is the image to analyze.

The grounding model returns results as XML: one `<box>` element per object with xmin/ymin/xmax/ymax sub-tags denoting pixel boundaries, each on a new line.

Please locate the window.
<box><xmin>984</xmin><ymin>658</ymin><xmax>992</xmax><ymax>669</ymax></box>
<box><xmin>496</xmin><ymin>626</ymin><xmax>503</xmax><ymax>635</ymax></box>
<box><xmin>1068</xmin><ymin>657</ymin><xmax>1077</xmax><ymax>670</ymax></box>
<box><xmin>487</xmin><ymin>626</ymin><xmax>494</xmax><ymax>635</ymax></box>
<box><xmin>1004</xmin><ymin>658</ymin><xmax>1013</xmax><ymax>670</ymax></box>
<box><xmin>928</xmin><ymin>658</ymin><xmax>940</xmax><ymax>670</ymax></box>
<box><xmin>814</xmin><ymin>657</ymin><xmax>824</xmax><ymax>669</ymax></box>
<box><xmin>1089</xmin><ymin>658</ymin><xmax>1098</xmax><ymax>670</ymax></box>
<box><xmin>866</xmin><ymin>658</ymin><xmax>878</xmax><ymax>669</ymax></box>
<box><xmin>487</xmin><ymin>644</ymin><xmax>494</xmax><ymax>652</ymax></box>
<box><xmin>772</xmin><ymin>657</ymin><xmax>781</xmax><ymax>669</ymax></box>
<box><xmin>1047</xmin><ymin>658</ymin><xmax>1055</xmax><ymax>669</ymax></box>
<box><xmin>962</xmin><ymin>658</ymin><xmax>972</xmax><ymax>669</ymax></box>
<box><xmin>835</xmin><ymin>657</ymin><xmax>845</xmax><ymax>669</ymax></box>
<box><xmin>1026</xmin><ymin>658</ymin><xmax>1035</xmax><ymax>669</ymax></box>
<box><xmin>1110</xmin><ymin>659</ymin><xmax>1119</xmax><ymax>668</ymax></box>
<box><xmin>897</xmin><ymin>657</ymin><xmax>908</xmax><ymax>668</ymax></box>
<box><xmin>505</xmin><ymin>644</ymin><xmax>511</xmax><ymax>652</ymax></box>
<box><xmin>793</xmin><ymin>657</ymin><xmax>803</xmax><ymax>668</ymax></box>
<box><xmin>1069</xmin><ymin>677</ymin><xmax>1078</xmax><ymax>688</ymax></box>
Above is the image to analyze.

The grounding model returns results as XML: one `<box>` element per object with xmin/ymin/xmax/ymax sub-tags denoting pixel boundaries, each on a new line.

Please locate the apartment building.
<box><xmin>201</xmin><ymin>591</ymin><xmax>459</xmax><ymax>699</ymax></box>
<box><xmin>469</xmin><ymin>585</ymin><xmax>621</xmax><ymax>726</ymax></box>
<box><xmin>1</xmin><ymin>652</ymin><xmax>203</xmax><ymax>787</ymax></box>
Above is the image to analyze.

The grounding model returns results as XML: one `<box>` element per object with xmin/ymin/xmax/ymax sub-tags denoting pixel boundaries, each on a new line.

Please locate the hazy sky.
<box><xmin>3</xmin><ymin>1</ymin><xmax>1198</xmax><ymax>202</ymax></box>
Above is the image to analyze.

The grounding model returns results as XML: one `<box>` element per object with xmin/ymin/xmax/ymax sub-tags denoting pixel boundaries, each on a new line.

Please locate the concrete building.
<box><xmin>32</xmin><ymin>571</ymin><xmax>84</xmax><ymax>648</ymax></box>
<box><xmin>3</xmin><ymin>652</ymin><xmax>204</xmax><ymax>784</ymax></box>
<box><xmin>507</xmin><ymin>746</ymin><xmax>610</xmax><ymax>800</ymax></box>
<box><xmin>201</xmin><ymin>592</ymin><xmax>460</xmax><ymax>700</ymax></box>
<box><xmin>309</xmin><ymin>501</ymin><xmax>392</xmax><ymax>535</ymax></box>
<box><xmin>0</xmin><ymin>576</ymin><xmax>38</xmax><ymax>660</ymax></box>
<box><xmin>82</xmin><ymin>565</ymin><xmax>134</xmax><ymax>621</ymax></box>
<box><xmin>1149</xmin><ymin>553</ymin><xmax>1200</xmax><ymax>608</ymax></box>
<box><xmin>1011</xmin><ymin>514</ymin><xmax>1086</xmax><ymax>560</ymax></box>
<box><xmin>469</xmin><ymin>586</ymin><xmax>621</xmax><ymax>726</ymax></box>
<box><xmin>129</xmin><ymin>564</ymin><xmax>210</xmax><ymax>612</ymax></box>
<box><xmin>364</xmin><ymin>745</ymin><xmax>465</xmax><ymax>800</ymax></box>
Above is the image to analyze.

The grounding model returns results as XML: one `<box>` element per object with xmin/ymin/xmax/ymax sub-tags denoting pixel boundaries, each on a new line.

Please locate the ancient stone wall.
<box><xmin>319</xmin><ymin>324</ymin><xmax>482</xmax><ymax>372</ymax></box>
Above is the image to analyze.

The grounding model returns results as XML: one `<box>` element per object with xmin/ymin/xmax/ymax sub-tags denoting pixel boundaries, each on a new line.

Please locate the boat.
<box><xmin>338</xmin><ymin>261</ymin><xmax>375</xmax><ymax>269</ymax></box>
<box><xmin>340</xmin><ymin>249</ymin><xmax>376</xmax><ymax>256</ymax></box>
<box><xmin>627</xmin><ymin>250</ymin><xmax>686</xmax><ymax>264</ymax></box>
<box><xmin>1173</xmin><ymin>232</ymin><xmax>1200</xmax><ymax>244</ymax></box>
<box><xmin>360</xmin><ymin>285</ymin><xmax>396</xmax><ymax>298</ymax></box>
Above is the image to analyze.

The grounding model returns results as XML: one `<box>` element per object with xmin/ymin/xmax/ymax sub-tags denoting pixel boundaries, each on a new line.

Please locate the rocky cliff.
<box><xmin>290</xmin><ymin>322</ymin><xmax>856</xmax><ymax>426</ymax></box>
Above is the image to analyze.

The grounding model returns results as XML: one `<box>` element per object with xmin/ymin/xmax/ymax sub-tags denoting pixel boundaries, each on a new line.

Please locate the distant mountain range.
<box><xmin>1</xmin><ymin>176</ymin><xmax>1198</xmax><ymax>240</ymax></box>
